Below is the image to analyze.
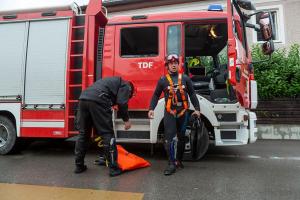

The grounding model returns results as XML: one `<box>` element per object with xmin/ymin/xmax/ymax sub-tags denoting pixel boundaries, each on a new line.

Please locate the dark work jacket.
<box><xmin>79</xmin><ymin>76</ymin><xmax>130</xmax><ymax>122</ymax></box>
<box><xmin>149</xmin><ymin>72</ymin><xmax>200</xmax><ymax>112</ymax></box>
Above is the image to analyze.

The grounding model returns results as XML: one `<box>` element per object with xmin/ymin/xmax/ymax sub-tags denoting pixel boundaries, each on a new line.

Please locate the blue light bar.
<box><xmin>208</xmin><ymin>5</ymin><xmax>223</xmax><ymax>11</ymax></box>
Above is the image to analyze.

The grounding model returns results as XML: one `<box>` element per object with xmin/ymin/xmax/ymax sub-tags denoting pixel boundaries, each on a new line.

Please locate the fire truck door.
<box><xmin>114</xmin><ymin>23</ymin><xmax>165</xmax><ymax>110</ymax></box>
<box><xmin>227</xmin><ymin>0</ymin><xmax>250</xmax><ymax>108</ymax></box>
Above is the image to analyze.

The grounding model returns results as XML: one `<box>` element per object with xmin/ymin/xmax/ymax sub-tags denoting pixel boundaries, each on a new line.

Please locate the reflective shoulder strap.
<box><xmin>178</xmin><ymin>73</ymin><xmax>189</xmax><ymax>109</ymax></box>
<box><xmin>166</xmin><ymin>74</ymin><xmax>173</xmax><ymax>87</ymax></box>
<box><xmin>165</xmin><ymin>74</ymin><xmax>174</xmax><ymax>113</ymax></box>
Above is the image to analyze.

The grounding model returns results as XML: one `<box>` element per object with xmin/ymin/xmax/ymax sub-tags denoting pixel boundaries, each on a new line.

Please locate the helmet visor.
<box><xmin>166</xmin><ymin>54</ymin><xmax>179</xmax><ymax>63</ymax></box>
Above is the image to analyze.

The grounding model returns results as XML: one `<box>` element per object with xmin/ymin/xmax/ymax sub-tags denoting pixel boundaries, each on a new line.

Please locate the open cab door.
<box><xmin>226</xmin><ymin>0</ymin><xmax>275</xmax><ymax>109</ymax></box>
<box><xmin>226</xmin><ymin>0</ymin><xmax>256</xmax><ymax>109</ymax></box>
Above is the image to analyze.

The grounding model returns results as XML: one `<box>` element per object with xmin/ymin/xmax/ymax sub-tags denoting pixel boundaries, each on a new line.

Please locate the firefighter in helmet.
<box><xmin>74</xmin><ymin>77</ymin><xmax>134</xmax><ymax>177</ymax></box>
<box><xmin>148</xmin><ymin>54</ymin><xmax>201</xmax><ymax>176</ymax></box>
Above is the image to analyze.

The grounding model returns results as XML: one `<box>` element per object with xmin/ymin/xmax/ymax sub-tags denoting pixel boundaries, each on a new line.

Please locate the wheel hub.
<box><xmin>0</xmin><ymin>123</ymin><xmax>8</xmax><ymax>148</ymax></box>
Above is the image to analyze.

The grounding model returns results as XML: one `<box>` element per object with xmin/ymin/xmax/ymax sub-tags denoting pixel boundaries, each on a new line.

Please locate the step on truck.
<box><xmin>0</xmin><ymin>0</ymin><xmax>274</xmax><ymax>159</ymax></box>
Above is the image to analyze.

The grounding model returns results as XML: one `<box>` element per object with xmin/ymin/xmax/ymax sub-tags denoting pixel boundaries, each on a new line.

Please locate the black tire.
<box><xmin>0</xmin><ymin>116</ymin><xmax>17</xmax><ymax>155</ymax></box>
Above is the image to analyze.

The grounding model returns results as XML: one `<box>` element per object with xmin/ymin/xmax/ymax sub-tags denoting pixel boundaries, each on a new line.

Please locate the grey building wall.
<box><xmin>282</xmin><ymin>0</ymin><xmax>300</xmax><ymax>46</ymax></box>
<box><xmin>246</xmin><ymin>0</ymin><xmax>300</xmax><ymax>48</ymax></box>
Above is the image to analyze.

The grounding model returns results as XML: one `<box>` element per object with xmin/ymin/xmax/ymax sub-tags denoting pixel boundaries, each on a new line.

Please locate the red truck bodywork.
<box><xmin>0</xmin><ymin>0</ymin><xmax>259</xmax><ymax>156</ymax></box>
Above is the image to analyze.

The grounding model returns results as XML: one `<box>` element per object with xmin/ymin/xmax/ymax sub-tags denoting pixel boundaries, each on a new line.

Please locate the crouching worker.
<box><xmin>74</xmin><ymin>77</ymin><xmax>134</xmax><ymax>177</ymax></box>
<box><xmin>148</xmin><ymin>54</ymin><xmax>200</xmax><ymax>176</ymax></box>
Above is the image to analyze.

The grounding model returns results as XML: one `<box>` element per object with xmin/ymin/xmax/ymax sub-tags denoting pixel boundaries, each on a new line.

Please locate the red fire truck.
<box><xmin>0</xmin><ymin>0</ymin><xmax>274</xmax><ymax>159</ymax></box>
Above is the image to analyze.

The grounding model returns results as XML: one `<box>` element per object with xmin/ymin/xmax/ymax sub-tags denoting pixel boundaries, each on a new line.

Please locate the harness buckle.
<box><xmin>176</xmin><ymin>102</ymin><xmax>183</xmax><ymax>106</ymax></box>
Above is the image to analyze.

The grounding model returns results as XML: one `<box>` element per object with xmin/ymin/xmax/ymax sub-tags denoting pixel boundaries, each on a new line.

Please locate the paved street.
<box><xmin>1</xmin><ymin>139</ymin><xmax>300</xmax><ymax>200</ymax></box>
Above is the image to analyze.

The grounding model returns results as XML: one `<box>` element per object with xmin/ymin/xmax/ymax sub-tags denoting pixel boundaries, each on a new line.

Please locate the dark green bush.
<box><xmin>252</xmin><ymin>44</ymin><xmax>300</xmax><ymax>99</ymax></box>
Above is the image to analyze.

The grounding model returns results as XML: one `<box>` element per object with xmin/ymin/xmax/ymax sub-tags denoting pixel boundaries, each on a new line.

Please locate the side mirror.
<box><xmin>236</xmin><ymin>0</ymin><xmax>256</xmax><ymax>11</ymax></box>
<box><xmin>262</xmin><ymin>40</ymin><xmax>274</xmax><ymax>55</ymax></box>
<box><xmin>258</xmin><ymin>12</ymin><xmax>274</xmax><ymax>41</ymax></box>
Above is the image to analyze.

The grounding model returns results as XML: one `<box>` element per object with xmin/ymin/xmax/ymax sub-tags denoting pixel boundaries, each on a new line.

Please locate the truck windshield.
<box><xmin>184</xmin><ymin>22</ymin><xmax>228</xmax><ymax>75</ymax></box>
<box><xmin>186</xmin><ymin>46</ymin><xmax>228</xmax><ymax>74</ymax></box>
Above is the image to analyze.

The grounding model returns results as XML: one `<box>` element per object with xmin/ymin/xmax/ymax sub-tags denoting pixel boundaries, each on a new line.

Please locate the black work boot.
<box><xmin>108</xmin><ymin>151</ymin><xmax>122</xmax><ymax>177</ymax></box>
<box><xmin>74</xmin><ymin>165</ymin><xmax>87</xmax><ymax>174</ymax></box>
<box><xmin>94</xmin><ymin>156</ymin><xmax>107</xmax><ymax>166</ymax></box>
<box><xmin>176</xmin><ymin>160</ymin><xmax>184</xmax><ymax>169</ymax></box>
<box><xmin>163</xmin><ymin>140</ymin><xmax>177</xmax><ymax>176</ymax></box>
<box><xmin>109</xmin><ymin>166</ymin><xmax>122</xmax><ymax>177</ymax></box>
<box><xmin>176</xmin><ymin>138</ymin><xmax>186</xmax><ymax>169</ymax></box>
<box><xmin>164</xmin><ymin>162</ymin><xmax>176</xmax><ymax>176</ymax></box>
<box><xmin>103</xmin><ymin>137</ymin><xmax>122</xmax><ymax>177</ymax></box>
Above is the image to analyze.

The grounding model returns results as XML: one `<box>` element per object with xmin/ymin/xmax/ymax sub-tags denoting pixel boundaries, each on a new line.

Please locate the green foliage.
<box><xmin>252</xmin><ymin>44</ymin><xmax>300</xmax><ymax>99</ymax></box>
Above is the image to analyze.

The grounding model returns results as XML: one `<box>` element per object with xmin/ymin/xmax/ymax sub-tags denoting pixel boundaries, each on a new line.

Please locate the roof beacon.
<box><xmin>208</xmin><ymin>5</ymin><xmax>223</xmax><ymax>11</ymax></box>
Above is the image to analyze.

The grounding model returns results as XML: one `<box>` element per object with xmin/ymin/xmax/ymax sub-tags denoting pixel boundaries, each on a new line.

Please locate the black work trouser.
<box><xmin>75</xmin><ymin>100</ymin><xmax>114</xmax><ymax>166</ymax></box>
<box><xmin>163</xmin><ymin>110</ymin><xmax>188</xmax><ymax>163</ymax></box>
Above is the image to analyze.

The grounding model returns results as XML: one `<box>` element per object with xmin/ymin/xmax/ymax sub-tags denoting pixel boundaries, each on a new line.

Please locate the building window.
<box><xmin>120</xmin><ymin>27</ymin><xmax>158</xmax><ymax>57</ymax></box>
<box><xmin>252</xmin><ymin>5</ymin><xmax>285</xmax><ymax>44</ymax></box>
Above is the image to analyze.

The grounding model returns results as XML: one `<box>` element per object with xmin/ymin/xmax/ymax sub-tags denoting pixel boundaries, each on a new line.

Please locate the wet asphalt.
<box><xmin>0</xmin><ymin>139</ymin><xmax>300</xmax><ymax>200</ymax></box>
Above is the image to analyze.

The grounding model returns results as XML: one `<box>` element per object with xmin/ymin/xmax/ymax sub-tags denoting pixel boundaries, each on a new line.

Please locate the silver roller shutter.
<box><xmin>25</xmin><ymin>19</ymin><xmax>69</xmax><ymax>105</ymax></box>
<box><xmin>0</xmin><ymin>22</ymin><xmax>27</xmax><ymax>97</ymax></box>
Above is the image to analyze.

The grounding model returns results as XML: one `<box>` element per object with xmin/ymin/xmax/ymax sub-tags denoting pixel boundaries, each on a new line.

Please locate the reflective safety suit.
<box><xmin>149</xmin><ymin>72</ymin><xmax>200</xmax><ymax>164</ymax></box>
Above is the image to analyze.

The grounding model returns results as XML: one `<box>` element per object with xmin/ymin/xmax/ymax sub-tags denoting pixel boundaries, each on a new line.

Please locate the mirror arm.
<box><xmin>246</xmin><ymin>23</ymin><xmax>260</xmax><ymax>32</ymax></box>
<box><xmin>232</xmin><ymin>1</ymin><xmax>251</xmax><ymax>22</ymax></box>
<box><xmin>242</xmin><ymin>11</ymin><xmax>265</xmax><ymax>22</ymax></box>
<box><xmin>248</xmin><ymin>11</ymin><xmax>264</xmax><ymax>17</ymax></box>
<box><xmin>241</xmin><ymin>12</ymin><xmax>251</xmax><ymax>22</ymax></box>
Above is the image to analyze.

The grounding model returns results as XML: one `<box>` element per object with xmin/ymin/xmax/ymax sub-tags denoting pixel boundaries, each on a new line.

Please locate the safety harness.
<box><xmin>165</xmin><ymin>73</ymin><xmax>189</xmax><ymax>117</ymax></box>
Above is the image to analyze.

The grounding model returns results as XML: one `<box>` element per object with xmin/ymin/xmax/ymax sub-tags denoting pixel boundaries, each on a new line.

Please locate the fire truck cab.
<box><xmin>0</xmin><ymin>0</ymin><xmax>274</xmax><ymax>159</ymax></box>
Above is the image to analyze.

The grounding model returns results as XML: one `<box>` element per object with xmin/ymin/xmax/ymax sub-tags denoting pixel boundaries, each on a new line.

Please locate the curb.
<box><xmin>257</xmin><ymin>124</ymin><xmax>300</xmax><ymax>140</ymax></box>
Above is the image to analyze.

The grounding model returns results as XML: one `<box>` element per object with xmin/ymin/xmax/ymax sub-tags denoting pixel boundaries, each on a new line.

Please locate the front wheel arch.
<box><xmin>0</xmin><ymin>115</ymin><xmax>17</xmax><ymax>155</ymax></box>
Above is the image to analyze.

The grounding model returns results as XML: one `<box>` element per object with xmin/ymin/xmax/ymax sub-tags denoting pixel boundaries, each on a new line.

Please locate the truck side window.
<box><xmin>167</xmin><ymin>25</ymin><xmax>181</xmax><ymax>55</ymax></box>
<box><xmin>121</xmin><ymin>27</ymin><xmax>158</xmax><ymax>57</ymax></box>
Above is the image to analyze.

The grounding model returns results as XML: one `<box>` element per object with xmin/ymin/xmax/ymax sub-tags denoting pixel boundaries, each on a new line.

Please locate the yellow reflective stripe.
<box><xmin>178</xmin><ymin>73</ymin><xmax>188</xmax><ymax>110</ymax></box>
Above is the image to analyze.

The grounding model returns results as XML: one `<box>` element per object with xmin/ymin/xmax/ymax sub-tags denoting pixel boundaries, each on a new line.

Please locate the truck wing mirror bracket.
<box><xmin>235</xmin><ymin>0</ymin><xmax>256</xmax><ymax>11</ymax></box>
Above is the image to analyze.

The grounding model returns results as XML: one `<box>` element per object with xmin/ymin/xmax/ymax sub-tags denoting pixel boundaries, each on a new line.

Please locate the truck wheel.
<box><xmin>0</xmin><ymin>116</ymin><xmax>17</xmax><ymax>155</ymax></box>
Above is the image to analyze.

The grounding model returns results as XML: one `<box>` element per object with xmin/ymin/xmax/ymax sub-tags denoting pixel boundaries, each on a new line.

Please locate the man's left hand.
<box><xmin>124</xmin><ymin>120</ymin><xmax>131</xmax><ymax>130</ymax></box>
